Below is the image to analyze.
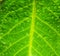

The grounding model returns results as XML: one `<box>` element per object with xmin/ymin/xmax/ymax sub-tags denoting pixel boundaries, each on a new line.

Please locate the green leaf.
<box><xmin>0</xmin><ymin>0</ymin><xmax>60</xmax><ymax>56</ymax></box>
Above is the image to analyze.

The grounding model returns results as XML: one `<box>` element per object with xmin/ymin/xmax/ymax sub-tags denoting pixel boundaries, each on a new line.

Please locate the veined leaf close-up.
<box><xmin>0</xmin><ymin>0</ymin><xmax>60</xmax><ymax>56</ymax></box>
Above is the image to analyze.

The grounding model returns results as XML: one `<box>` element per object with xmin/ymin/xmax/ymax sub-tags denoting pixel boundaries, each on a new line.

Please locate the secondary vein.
<box><xmin>29</xmin><ymin>0</ymin><xmax>36</xmax><ymax>56</ymax></box>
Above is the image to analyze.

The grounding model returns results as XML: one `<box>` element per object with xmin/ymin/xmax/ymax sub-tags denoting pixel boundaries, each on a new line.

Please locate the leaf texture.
<box><xmin>0</xmin><ymin>0</ymin><xmax>60</xmax><ymax>56</ymax></box>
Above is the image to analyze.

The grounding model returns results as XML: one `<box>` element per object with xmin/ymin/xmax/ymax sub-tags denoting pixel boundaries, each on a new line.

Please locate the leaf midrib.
<box><xmin>29</xmin><ymin>0</ymin><xmax>36</xmax><ymax>56</ymax></box>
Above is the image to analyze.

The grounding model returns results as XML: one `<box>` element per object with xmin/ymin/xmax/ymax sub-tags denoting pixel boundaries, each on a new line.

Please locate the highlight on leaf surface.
<box><xmin>0</xmin><ymin>0</ymin><xmax>2</xmax><ymax>1</ymax></box>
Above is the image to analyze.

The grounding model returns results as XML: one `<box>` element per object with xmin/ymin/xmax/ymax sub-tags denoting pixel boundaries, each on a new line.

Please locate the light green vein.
<box><xmin>10</xmin><ymin>27</ymin><xmax>29</xmax><ymax>35</ymax></box>
<box><xmin>37</xmin><ymin>16</ymin><xmax>60</xmax><ymax>37</ymax></box>
<box><xmin>14</xmin><ymin>45</ymin><xmax>28</xmax><ymax>56</ymax></box>
<box><xmin>47</xmin><ymin>8</ymin><xmax>58</xmax><ymax>18</ymax></box>
<box><xmin>3</xmin><ymin>4</ymin><xmax>31</xmax><ymax>21</ymax></box>
<box><xmin>29</xmin><ymin>0</ymin><xmax>36</xmax><ymax>56</ymax></box>
<box><xmin>0</xmin><ymin>17</ymin><xmax>29</xmax><ymax>40</ymax></box>
<box><xmin>32</xmin><ymin>47</ymin><xmax>43</xmax><ymax>56</ymax></box>
<box><xmin>34</xmin><ymin>40</ymin><xmax>42</xmax><ymax>48</ymax></box>
<box><xmin>0</xmin><ymin>35</ymin><xmax>28</xmax><ymax>54</ymax></box>
<box><xmin>35</xmin><ymin>31</ymin><xmax>59</xmax><ymax>56</ymax></box>
<box><xmin>38</xmin><ymin>2</ymin><xmax>58</xmax><ymax>18</ymax></box>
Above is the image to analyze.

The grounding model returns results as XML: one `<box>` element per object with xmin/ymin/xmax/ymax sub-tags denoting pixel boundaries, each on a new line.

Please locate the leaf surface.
<box><xmin>0</xmin><ymin>0</ymin><xmax>60</xmax><ymax>56</ymax></box>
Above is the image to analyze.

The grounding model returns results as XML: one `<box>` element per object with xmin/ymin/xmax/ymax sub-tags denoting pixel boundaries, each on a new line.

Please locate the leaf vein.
<box><xmin>37</xmin><ymin>16</ymin><xmax>60</xmax><ymax>37</ymax></box>
<box><xmin>35</xmin><ymin>31</ymin><xmax>59</xmax><ymax>56</ymax></box>
<box><xmin>0</xmin><ymin>35</ymin><xmax>28</xmax><ymax>54</ymax></box>
<box><xmin>14</xmin><ymin>45</ymin><xmax>28</xmax><ymax>56</ymax></box>
<box><xmin>32</xmin><ymin>47</ymin><xmax>43</xmax><ymax>56</ymax></box>
<box><xmin>0</xmin><ymin>17</ymin><xmax>29</xmax><ymax>40</ymax></box>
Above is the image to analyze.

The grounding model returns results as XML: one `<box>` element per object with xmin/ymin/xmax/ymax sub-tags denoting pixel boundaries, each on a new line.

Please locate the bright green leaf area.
<box><xmin>0</xmin><ymin>0</ymin><xmax>60</xmax><ymax>56</ymax></box>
